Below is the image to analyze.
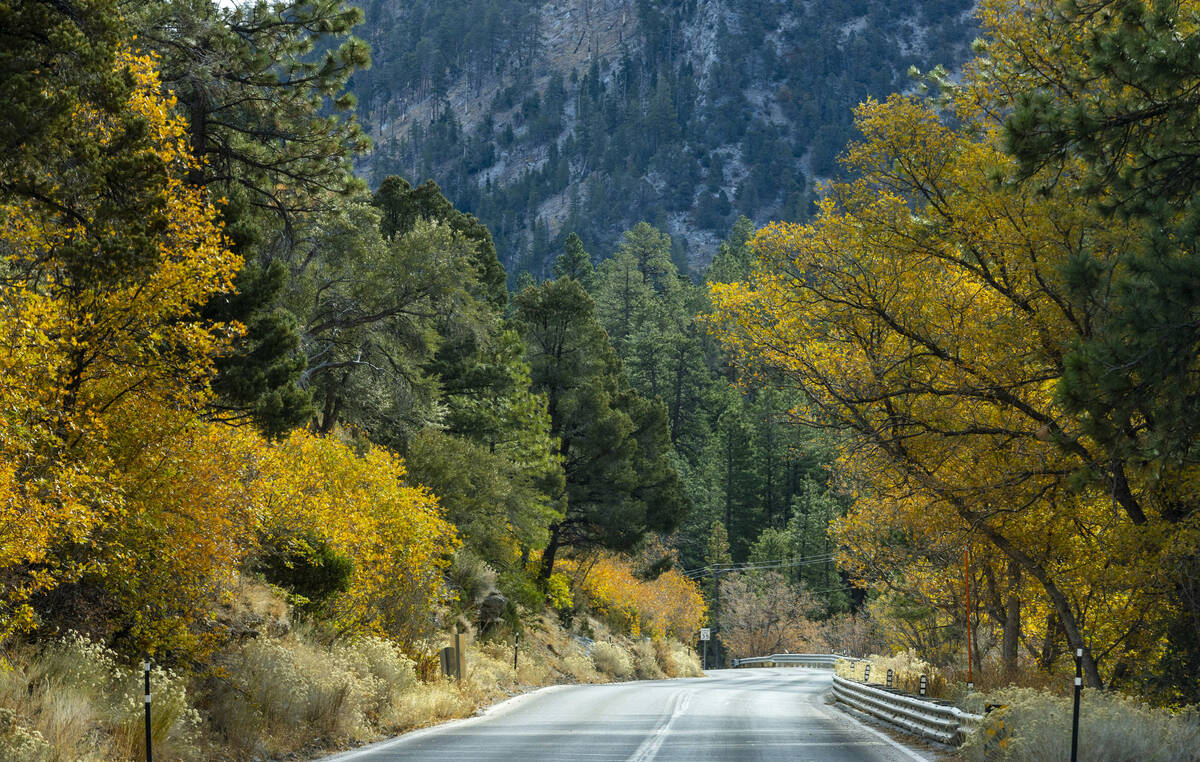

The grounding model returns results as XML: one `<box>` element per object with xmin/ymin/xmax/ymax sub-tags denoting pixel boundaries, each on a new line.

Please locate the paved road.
<box><xmin>321</xmin><ymin>668</ymin><xmax>930</xmax><ymax>761</ymax></box>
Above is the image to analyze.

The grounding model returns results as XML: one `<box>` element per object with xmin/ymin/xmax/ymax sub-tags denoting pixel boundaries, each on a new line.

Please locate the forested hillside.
<box><xmin>352</xmin><ymin>0</ymin><xmax>976</xmax><ymax>276</ymax></box>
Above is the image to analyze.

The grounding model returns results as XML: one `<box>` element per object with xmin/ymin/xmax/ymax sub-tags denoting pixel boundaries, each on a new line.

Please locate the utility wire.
<box><xmin>682</xmin><ymin>553</ymin><xmax>836</xmax><ymax>575</ymax></box>
<box><xmin>681</xmin><ymin>553</ymin><xmax>838</xmax><ymax>578</ymax></box>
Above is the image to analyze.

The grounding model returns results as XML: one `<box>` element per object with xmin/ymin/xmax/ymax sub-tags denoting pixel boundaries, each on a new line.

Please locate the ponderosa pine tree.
<box><xmin>553</xmin><ymin>232</ymin><xmax>596</xmax><ymax>291</ymax></box>
<box><xmin>513</xmin><ymin>276</ymin><xmax>687</xmax><ymax>581</ymax></box>
<box><xmin>126</xmin><ymin>0</ymin><xmax>373</xmax><ymax>437</ymax></box>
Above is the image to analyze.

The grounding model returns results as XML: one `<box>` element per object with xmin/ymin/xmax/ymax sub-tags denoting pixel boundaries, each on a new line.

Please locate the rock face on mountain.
<box><xmin>350</xmin><ymin>0</ymin><xmax>976</xmax><ymax>276</ymax></box>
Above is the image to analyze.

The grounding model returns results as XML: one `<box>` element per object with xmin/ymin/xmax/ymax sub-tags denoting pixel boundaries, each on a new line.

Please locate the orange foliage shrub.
<box><xmin>560</xmin><ymin>554</ymin><xmax>705</xmax><ymax>639</ymax></box>
<box><xmin>251</xmin><ymin>431</ymin><xmax>459</xmax><ymax>642</ymax></box>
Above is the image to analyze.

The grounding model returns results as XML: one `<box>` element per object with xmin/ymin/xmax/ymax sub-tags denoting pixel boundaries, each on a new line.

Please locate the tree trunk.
<box><xmin>1003</xmin><ymin>561</ymin><xmax>1021</xmax><ymax>676</ymax></box>
<box><xmin>724</xmin><ymin>438</ymin><xmax>733</xmax><ymax>538</ymax></box>
<box><xmin>764</xmin><ymin>421</ymin><xmax>775</xmax><ymax>528</ymax></box>
<box><xmin>319</xmin><ymin>379</ymin><xmax>343</xmax><ymax>434</ymax></box>
<box><xmin>539</xmin><ymin>522</ymin><xmax>563</xmax><ymax>583</ymax></box>
<box><xmin>669</xmin><ymin>343</ymin><xmax>684</xmax><ymax>442</ymax></box>
<box><xmin>1040</xmin><ymin>613</ymin><xmax>1059</xmax><ymax>671</ymax></box>
<box><xmin>944</xmin><ymin>497</ymin><xmax>1103</xmax><ymax>686</ymax></box>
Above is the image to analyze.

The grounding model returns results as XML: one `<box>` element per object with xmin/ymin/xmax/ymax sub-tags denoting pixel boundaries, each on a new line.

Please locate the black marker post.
<box><xmin>143</xmin><ymin>661</ymin><xmax>152</xmax><ymax>762</ymax></box>
<box><xmin>1070</xmin><ymin>648</ymin><xmax>1082</xmax><ymax>762</ymax></box>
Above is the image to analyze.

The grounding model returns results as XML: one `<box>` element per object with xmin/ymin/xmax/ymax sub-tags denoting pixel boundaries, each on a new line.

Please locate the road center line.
<box><xmin>626</xmin><ymin>690</ymin><xmax>692</xmax><ymax>762</ymax></box>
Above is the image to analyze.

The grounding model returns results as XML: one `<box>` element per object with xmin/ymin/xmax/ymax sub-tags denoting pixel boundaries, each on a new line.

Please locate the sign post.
<box><xmin>699</xmin><ymin>627</ymin><xmax>711</xmax><ymax>670</ymax></box>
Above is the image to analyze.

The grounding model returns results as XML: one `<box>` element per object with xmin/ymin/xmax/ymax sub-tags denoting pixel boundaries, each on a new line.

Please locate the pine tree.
<box><xmin>373</xmin><ymin>176</ymin><xmax>507</xmax><ymax>308</ymax></box>
<box><xmin>513</xmin><ymin>277</ymin><xmax>687</xmax><ymax>580</ymax></box>
<box><xmin>202</xmin><ymin>260</ymin><xmax>314</xmax><ymax>438</ymax></box>
<box><xmin>118</xmin><ymin>0</ymin><xmax>375</xmax><ymax>436</ymax></box>
<box><xmin>554</xmin><ymin>232</ymin><xmax>596</xmax><ymax>290</ymax></box>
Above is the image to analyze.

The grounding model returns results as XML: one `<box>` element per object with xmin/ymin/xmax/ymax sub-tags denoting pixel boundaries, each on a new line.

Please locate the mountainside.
<box><xmin>351</xmin><ymin>0</ymin><xmax>977</xmax><ymax>277</ymax></box>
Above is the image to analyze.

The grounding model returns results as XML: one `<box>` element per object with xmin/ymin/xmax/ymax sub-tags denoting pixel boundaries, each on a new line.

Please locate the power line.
<box><xmin>681</xmin><ymin>554</ymin><xmax>834</xmax><ymax>575</ymax></box>
<box><xmin>681</xmin><ymin>553</ymin><xmax>838</xmax><ymax>579</ymax></box>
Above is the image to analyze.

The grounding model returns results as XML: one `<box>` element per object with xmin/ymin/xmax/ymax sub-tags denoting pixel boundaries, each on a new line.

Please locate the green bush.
<box><xmin>257</xmin><ymin>533</ymin><xmax>354</xmax><ymax>611</ymax></box>
<box><xmin>498</xmin><ymin>568</ymin><xmax>542</xmax><ymax>612</ymax></box>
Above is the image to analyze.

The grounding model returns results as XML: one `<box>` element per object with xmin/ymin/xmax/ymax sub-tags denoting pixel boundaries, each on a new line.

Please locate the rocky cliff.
<box><xmin>350</xmin><ymin>0</ymin><xmax>976</xmax><ymax>276</ymax></box>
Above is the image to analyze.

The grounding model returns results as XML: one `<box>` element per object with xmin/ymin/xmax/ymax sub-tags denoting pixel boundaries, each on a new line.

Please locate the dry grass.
<box><xmin>657</xmin><ymin>640</ymin><xmax>702</xmax><ymax>677</ymax></box>
<box><xmin>385</xmin><ymin>681</ymin><xmax>472</xmax><ymax>733</ymax></box>
<box><xmin>590</xmin><ymin>642</ymin><xmax>634</xmax><ymax>679</ymax></box>
<box><xmin>562</xmin><ymin>653</ymin><xmax>599</xmax><ymax>682</ymax></box>
<box><xmin>630</xmin><ymin>640</ymin><xmax>665</xmax><ymax>680</ymax></box>
<box><xmin>1</xmin><ymin>598</ymin><xmax>705</xmax><ymax>760</ymax></box>
<box><xmin>204</xmin><ymin>627</ymin><xmax>431</xmax><ymax>755</ymax></box>
<box><xmin>0</xmin><ymin>634</ymin><xmax>199</xmax><ymax>762</ymax></box>
<box><xmin>961</xmin><ymin>687</ymin><xmax>1200</xmax><ymax>761</ymax></box>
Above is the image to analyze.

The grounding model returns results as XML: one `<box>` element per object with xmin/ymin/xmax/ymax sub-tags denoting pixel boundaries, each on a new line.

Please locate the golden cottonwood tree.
<box><xmin>559</xmin><ymin>553</ymin><xmax>705</xmax><ymax>639</ymax></box>
<box><xmin>708</xmin><ymin>84</ymin><xmax>1192</xmax><ymax>687</ymax></box>
<box><xmin>0</xmin><ymin>48</ymin><xmax>242</xmax><ymax>642</ymax></box>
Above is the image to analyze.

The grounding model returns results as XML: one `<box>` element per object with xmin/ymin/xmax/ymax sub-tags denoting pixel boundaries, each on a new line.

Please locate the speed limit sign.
<box><xmin>699</xmin><ymin>628</ymin><xmax>711</xmax><ymax>641</ymax></box>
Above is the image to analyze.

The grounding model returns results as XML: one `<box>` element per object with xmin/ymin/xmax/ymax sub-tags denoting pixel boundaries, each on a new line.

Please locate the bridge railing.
<box><xmin>730</xmin><ymin>653</ymin><xmax>860</xmax><ymax>668</ymax></box>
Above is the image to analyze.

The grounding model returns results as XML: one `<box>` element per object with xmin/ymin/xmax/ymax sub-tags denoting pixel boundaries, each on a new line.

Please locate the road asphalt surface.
<box><xmin>321</xmin><ymin>667</ymin><xmax>932</xmax><ymax>761</ymax></box>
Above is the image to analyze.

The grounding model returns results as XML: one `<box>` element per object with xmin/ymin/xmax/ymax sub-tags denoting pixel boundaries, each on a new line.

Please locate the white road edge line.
<box><xmin>318</xmin><ymin>683</ymin><xmax>575</xmax><ymax>761</ymax></box>
<box><xmin>626</xmin><ymin>690</ymin><xmax>693</xmax><ymax>762</ymax></box>
<box><xmin>821</xmin><ymin>700</ymin><xmax>930</xmax><ymax>762</ymax></box>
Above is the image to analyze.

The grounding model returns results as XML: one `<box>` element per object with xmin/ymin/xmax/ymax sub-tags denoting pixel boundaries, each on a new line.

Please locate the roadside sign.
<box><xmin>699</xmin><ymin>628</ymin><xmax>711</xmax><ymax>641</ymax></box>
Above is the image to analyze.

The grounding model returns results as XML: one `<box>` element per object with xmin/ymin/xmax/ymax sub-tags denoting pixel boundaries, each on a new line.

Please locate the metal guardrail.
<box><xmin>831</xmin><ymin>675</ymin><xmax>982</xmax><ymax>746</ymax></box>
<box><xmin>730</xmin><ymin>654</ymin><xmax>982</xmax><ymax>746</ymax></box>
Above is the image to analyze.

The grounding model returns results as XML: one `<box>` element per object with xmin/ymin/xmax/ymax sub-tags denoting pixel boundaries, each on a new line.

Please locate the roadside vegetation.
<box><xmin>0</xmin><ymin>572</ymin><xmax>700</xmax><ymax>761</ymax></box>
<box><xmin>1</xmin><ymin>3</ymin><xmax>706</xmax><ymax>759</ymax></box>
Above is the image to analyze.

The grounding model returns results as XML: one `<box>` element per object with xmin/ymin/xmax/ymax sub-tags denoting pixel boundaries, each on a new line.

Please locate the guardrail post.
<box><xmin>454</xmin><ymin>629</ymin><xmax>464</xmax><ymax>683</ymax></box>
<box><xmin>919</xmin><ymin>674</ymin><xmax>927</xmax><ymax>696</ymax></box>
<box><xmin>1070</xmin><ymin>647</ymin><xmax>1082</xmax><ymax>762</ymax></box>
<box><xmin>863</xmin><ymin>663</ymin><xmax>871</xmax><ymax>682</ymax></box>
<box><xmin>886</xmin><ymin>668</ymin><xmax>893</xmax><ymax>688</ymax></box>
